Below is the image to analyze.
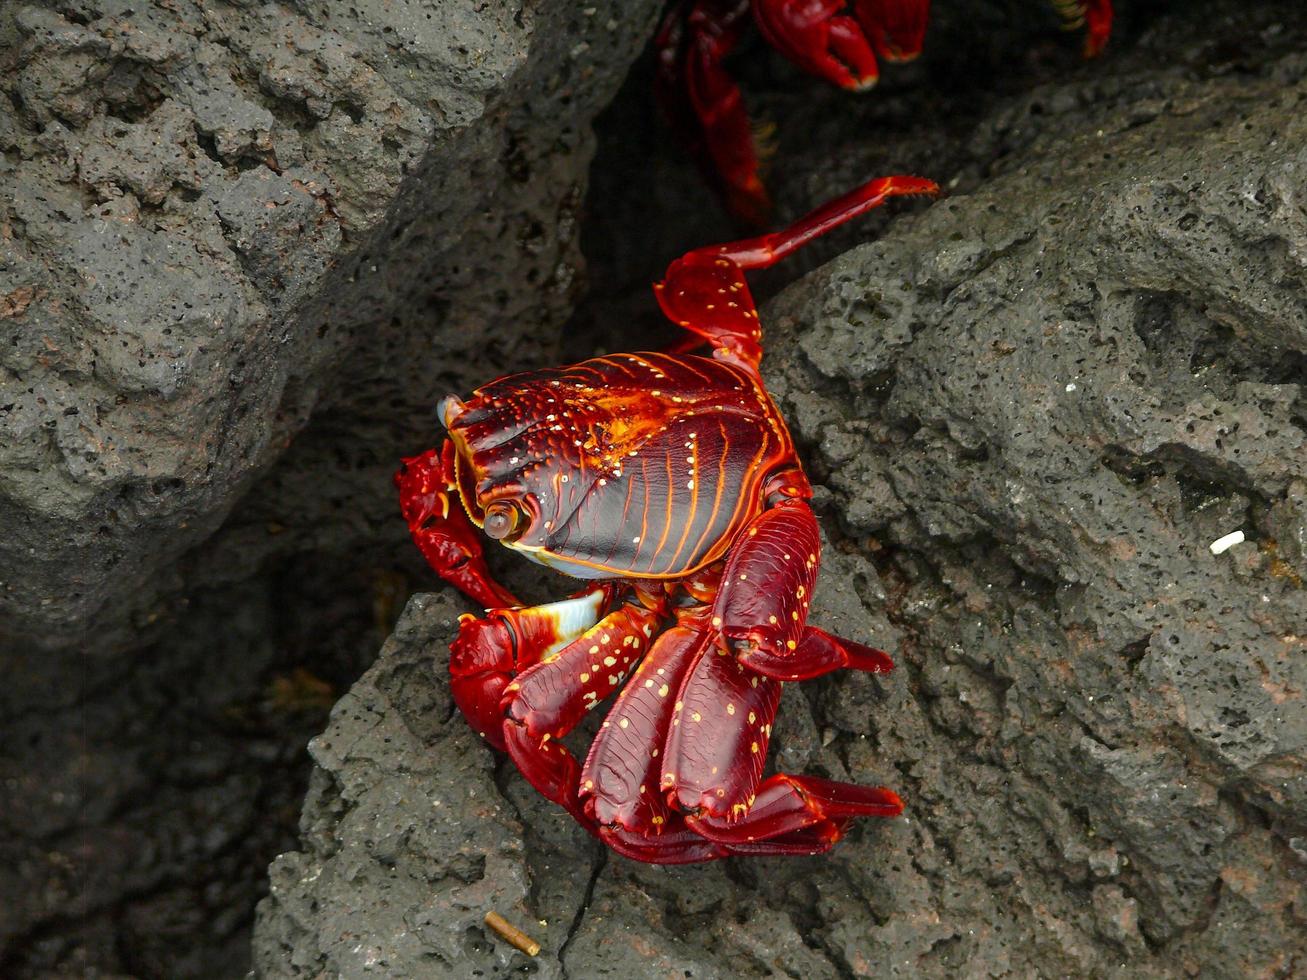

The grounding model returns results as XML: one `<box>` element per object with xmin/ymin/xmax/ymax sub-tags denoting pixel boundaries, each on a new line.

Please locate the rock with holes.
<box><xmin>752</xmin><ymin>17</ymin><xmax>1307</xmax><ymax>972</ymax></box>
<box><xmin>252</xmin><ymin>593</ymin><xmax>582</xmax><ymax>978</ymax></box>
<box><xmin>0</xmin><ymin>0</ymin><xmax>661</xmax><ymax>649</ymax></box>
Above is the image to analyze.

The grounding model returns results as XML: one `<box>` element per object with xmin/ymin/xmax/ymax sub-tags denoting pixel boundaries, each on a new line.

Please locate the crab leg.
<box><xmin>684</xmin><ymin>773</ymin><xmax>902</xmax><ymax>847</ymax></box>
<box><xmin>654</xmin><ymin>175</ymin><xmax>940</xmax><ymax>366</ymax></box>
<box><xmin>450</xmin><ymin>588</ymin><xmax>613</xmax><ymax>748</ymax></box>
<box><xmin>655</xmin><ymin>0</ymin><xmax>771</xmax><ymax>225</ymax></box>
<box><xmin>752</xmin><ymin>0</ymin><xmax>883</xmax><ymax>92</ymax></box>
<box><xmin>395</xmin><ymin>442</ymin><xmax>519</xmax><ymax>609</ymax></box>
<box><xmin>745</xmin><ymin>624</ymin><xmax>893</xmax><ymax>680</ymax></box>
<box><xmin>1053</xmin><ymin>0</ymin><xmax>1113</xmax><ymax>57</ymax></box>
<box><xmin>500</xmin><ymin>602</ymin><xmax>663</xmax><ymax>814</ymax></box>
<box><xmin>709</xmin><ymin>497</ymin><xmax>888</xmax><ymax>682</ymax></box>
<box><xmin>578</xmin><ymin>622</ymin><xmax>741</xmax><ymax>862</ymax></box>
<box><xmin>853</xmin><ymin>0</ymin><xmax>931</xmax><ymax>63</ymax></box>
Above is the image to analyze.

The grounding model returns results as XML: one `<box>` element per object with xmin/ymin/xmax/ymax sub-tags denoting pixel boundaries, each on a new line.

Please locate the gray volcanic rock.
<box><xmin>0</xmin><ymin>0</ymin><xmax>660</xmax><ymax>973</ymax></box>
<box><xmin>0</xmin><ymin>0</ymin><xmax>660</xmax><ymax>647</ymax></box>
<box><xmin>759</xmin><ymin>31</ymin><xmax>1307</xmax><ymax>976</ymax></box>
<box><xmin>253</xmin><ymin>593</ymin><xmax>555</xmax><ymax>978</ymax></box>
<box><xmin>257</xmin><ymin>5</ymin><xmax>1307</xmax><ymax>976</ymax></box>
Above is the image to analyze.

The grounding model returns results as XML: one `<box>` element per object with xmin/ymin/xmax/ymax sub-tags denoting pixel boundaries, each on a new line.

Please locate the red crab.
<box><xmin>657</xmin><ymin>0</ymin><xmax>1113</xmax><ymax>223</ymax></box>
<box><xmin>397</xmin><ymin>174</ymin><xmax>939</xmax><ymax>863</ymax></box>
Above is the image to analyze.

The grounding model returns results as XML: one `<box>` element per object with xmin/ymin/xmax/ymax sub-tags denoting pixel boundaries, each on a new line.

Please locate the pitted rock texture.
<box><xmin>0</xmin><ymin>0</ymin><xmax>660</xmax><ymax>647</ymax></box>
<box><xmin>0</xmin><ymin>0</ymin><xmax>660</xmax><ymax>973</ymax></box>
<box><xmin>257</xmin><ymin>4</ymin><xmax>1306</xmax><ymax>976</ymax></box>
<box><xmin>253</xmin><ymin>594</ymin><xmax>550</xmax><ymax>978</ymax></box>
<box><xmin>757</xmin><ymin>28</ymin><xmax>1307</xmax><ymax>975</ymax></box>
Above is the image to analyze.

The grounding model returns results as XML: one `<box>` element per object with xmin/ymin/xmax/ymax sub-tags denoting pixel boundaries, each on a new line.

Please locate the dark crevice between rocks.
<box><xmin>557</xmin><ymin>848</ymin><xmax>606</xmax><ymax>979</ymax></box>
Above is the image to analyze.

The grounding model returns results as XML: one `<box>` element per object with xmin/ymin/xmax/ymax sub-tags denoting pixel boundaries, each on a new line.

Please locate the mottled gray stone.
<box><xmin>0</xmin><ymin>0</ymin><xmax>660</xmax><ymax>973</ymax></box>
<box><xmin>253</xmin><ymin>594</ymin><xmax>549</xmax><ymax>978</ymax></box>
<box><xmin>0</xmin><ymin>0</ymin><xmax>661</xmax><ymax>648</ymax></box>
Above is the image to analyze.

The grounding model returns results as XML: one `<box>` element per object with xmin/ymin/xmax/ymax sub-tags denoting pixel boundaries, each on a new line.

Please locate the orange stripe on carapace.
<box><xmin>444</xmin><ymin>351</ymin><xmax>803</xmax><ymax>579</ymax></box>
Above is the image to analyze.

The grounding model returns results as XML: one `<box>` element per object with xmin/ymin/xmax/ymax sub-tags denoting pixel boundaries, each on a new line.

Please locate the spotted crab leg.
<box><xmin>654</xmin><ymin>174</ymin><xmax>940</xmax><ymax>367</ymax></box>
<box><xmin>395</xmin><ymin>442</ymin><xmax>520</xmax><ymax>609</ymax></box>
<box><xmin>449</xmin><ymin>587</ymin><xmax>617</xmax><ymax>749</ymax></box>
<box><xmin>711</xmin><ymin>498</ymin><xmax>895</xmax><ymax>681</ymax></box>
<box><xmin>683</xmin><ymin>773</ymin><xmax>902</xmax><ymax>850</ymax></box>
<box><xmin>580</xmin><ymin>605</ymin><xmax>900</xmax><ymax>863</ymax></box>
<box><xmin>578</xmin><ymin>622</ymin><xmax>736</xmax><ymax>863</ymax></box>
<box><xmin>580</xmin><ymin>500</ymin><xmax>900</xmax><ymax>863</ymax></box>
<box><xmin>500</xmin><ymin>600</ymin><xmax>664</xmax><ymax>816</ymax></box>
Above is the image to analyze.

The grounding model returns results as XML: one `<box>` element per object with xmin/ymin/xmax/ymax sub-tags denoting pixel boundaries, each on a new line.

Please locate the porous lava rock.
<box><xmin>0</xmin><ymin>0</ymin><xmax>660</xmax><ymax>973</ymax></box>
<box><xmin>0</xmin><ymin>0</ymin><xmax>660</xmax><ymax>648</ymax></box>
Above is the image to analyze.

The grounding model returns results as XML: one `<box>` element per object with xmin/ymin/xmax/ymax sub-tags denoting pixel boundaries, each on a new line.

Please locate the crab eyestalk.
<box><xmin>483</xmin><ymin>501</ymin><xmax>523</xmax><ymax>542</ymax></box>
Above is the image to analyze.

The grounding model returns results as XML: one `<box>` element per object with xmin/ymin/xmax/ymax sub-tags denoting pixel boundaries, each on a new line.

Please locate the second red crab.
<box><xmin>657</xmin><ymin>0</ymin><xmax>1113</xmax><ymax>223</ymax></box>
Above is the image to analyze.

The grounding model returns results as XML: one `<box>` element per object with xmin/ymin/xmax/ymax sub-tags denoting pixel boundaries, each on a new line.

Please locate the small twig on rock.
<box><xmin>484</xmin><ymin>911</ymin><xmax>541</xmax><ymax>957</ymax></box>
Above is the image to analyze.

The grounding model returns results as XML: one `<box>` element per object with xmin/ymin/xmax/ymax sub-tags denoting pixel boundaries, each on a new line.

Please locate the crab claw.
<box><xmin>855</xmin><ymin>0</ymin><xmax>930</xmax><ymax>64</ymax></box>
<box><xmin>395</xmin><ymin>444</ymin><xmax>520</xmax><ymax>610</ymax></box>
<box><xmin>753</xmin><ymin>0</ymin><xmax>881</xmax><ymax>91</ymax></box>
<box><xmin>753</xmin><ymin>0</ymin><xmax>930</xmax><ymax>91</ymax></box>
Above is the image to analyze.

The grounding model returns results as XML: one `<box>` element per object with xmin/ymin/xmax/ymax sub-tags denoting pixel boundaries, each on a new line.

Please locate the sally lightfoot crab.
<box><xmin>397</xmin><ymin>174</ymin><xmax>939</xmax><ymax>863</ymax></box>
<box><xmin>657</xmin><ymin>0</ymin><xmax>1112</xmax><ymax>223</ymax></box>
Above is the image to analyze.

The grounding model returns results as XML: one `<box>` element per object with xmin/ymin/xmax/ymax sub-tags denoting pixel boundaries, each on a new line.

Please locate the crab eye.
<box><xmin>483</xmin><ymin>501</ymin><xmax>523</xmax><ymax>542</ymax></box>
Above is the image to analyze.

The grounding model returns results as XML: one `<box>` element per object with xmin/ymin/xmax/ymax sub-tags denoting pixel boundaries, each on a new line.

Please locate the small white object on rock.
<box><xmin>1209</xmin><ymin>530</ymin><xmax>1245</xmax><ymax>555</ymax></box>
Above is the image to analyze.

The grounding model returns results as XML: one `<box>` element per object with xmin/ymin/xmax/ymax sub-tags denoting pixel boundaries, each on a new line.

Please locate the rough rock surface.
<box><xmin>256</xmin><ymin>2</ymin><xmax>1307</xmax><ymax>976</ymax></box>
<box><xmin>0</xmin><ymin>0</ymin><xmax>660</xmax><ymax>647</ymax></box>
<box><xmin>0</xmin><ymin>0</ymin><xmax>660</xmax><ymax>974</ymax></box>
